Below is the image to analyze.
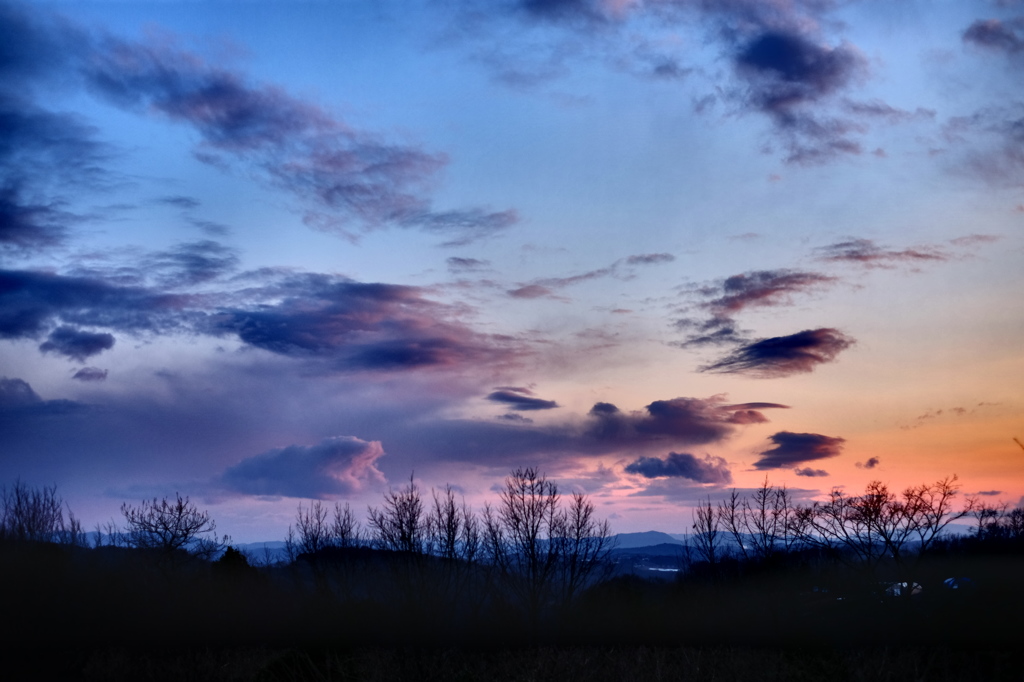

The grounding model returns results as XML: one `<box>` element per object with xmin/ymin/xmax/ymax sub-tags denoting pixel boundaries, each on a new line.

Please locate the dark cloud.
<box><xmin>963</xmin><ymin>17</ymin><xmax>1024</xmax><ymax>54</ymax></box>
<box><xmin>446</xmin><ymin>256</ymin><xmax>490</xmax><ymax>273</ymax></box>
<box><xmin>71</xmin><ymin>366</ymin><xmax>107</xmax><ymax>382</ymax></box>
<box><xmin>486</xmin><ymin>387</ymin><xmax>559</xmax><ymax>411</ymax></box>
<box><xmin>39</xmin><ymin>325</ymin><xmax>115</xmax><ymax>361</ymax></box>
<box><xmin>158</xmin><ymin>195</ymin><xmax>201</xmax><ymax>210</ymax></box>
<box><xmin>624</xmin><ymin>452</ymin><xmax>733</xmax><ymax>485</ymax></box>
<box><xmin>0</xmin><ymin>96</ymin><xmax>109</xmax><ymax>251</ymax></box>
<box><xmin>815</xmin><ymin>238</ymin><xmax>948</xmax><ymax>268</ymax></box>
<box><xmin>209</xmin><ymin>273</ymin><xmax>512</xmax><ymax>372</ymax></box>
<box><xmin>794</xmin><ymin>467</ymin><xmax>829</xmax><ymax>477</ymax></box>
<box><xmin>856</xmin><ymin>456</ymin><xmax>880</xmax><ymax>469</ymax></box>
<box><xmin>0</xmin><ymin>376</ymin><xmax>42</xmax><ymax>408</ymax></box>
<box><xmin>147</xmin><ymin>240</ymin><xmax>240</xmax><ymax>287</ymax></box>
<box><xmin>0</xmin><ymin>376</ymin><xmax>83</xmax><ymax>417</ymax></box>
<box><xmin>976</xmin><ymin>490</ymin><xmax>1002</xmax><ymax>496</ymax></box>
<box><xmin>219</xmin><ymin>436</ymin><xmax>386</xmax><ymax>498</ymax></box>
<box><xmin>0</xmin><ymin>269</ymin><xmax>189</xmax><ymax>340</ymax></box>
<box><xmin>753</xmin><ymin>431</ymin><xmax>845</xmax><ymax>470</ymax></box>
<box><xmin>497</xmin><ymin>412</ymin><xmax>534</xmax><ymax>423</ymax></box>
<box><xmin>626</xmin><ymin>252</ymin><xmax>675</xmax><ymax>265</ymax></box>
<box><xmin>700</xmin><ymin>328</ymin><xmax>854</xmax><ymax>378</ymax></box>
<box><xmin>586</xmin><ymin>395</ymin><xmax>764</xmax><ymax>446</ymax></box>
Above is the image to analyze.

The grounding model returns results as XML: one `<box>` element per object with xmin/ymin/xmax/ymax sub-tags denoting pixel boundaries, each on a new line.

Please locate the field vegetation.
<box><xmin>1</xmin><ymin>472</ymin><xmax>1022</xmax><ymax>680</ymax></box>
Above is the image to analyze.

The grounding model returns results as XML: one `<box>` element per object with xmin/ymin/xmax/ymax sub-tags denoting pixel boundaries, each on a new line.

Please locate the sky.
<box><xmin>1</xmin><ymin>0</ymin><xmax>1021</xmax><ymax>543</ymax></box>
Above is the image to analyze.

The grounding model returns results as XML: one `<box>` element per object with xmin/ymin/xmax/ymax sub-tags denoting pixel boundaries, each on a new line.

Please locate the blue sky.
<box><xmin>1</xmin><ymin>0</ymin><xmax>1021</xmax><ymax>541</ymax></box>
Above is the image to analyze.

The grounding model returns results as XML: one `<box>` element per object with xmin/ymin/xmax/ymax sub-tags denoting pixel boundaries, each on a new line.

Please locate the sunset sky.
<box><xmin>2</xmin><ymin>0</ymin><xmax>1021</xmax><ymax>543</ymax></box>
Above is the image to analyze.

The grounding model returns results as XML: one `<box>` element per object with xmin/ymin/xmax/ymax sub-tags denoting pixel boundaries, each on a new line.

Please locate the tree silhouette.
<box><xmin>120</xmin><ymin>493</ymin><xmax>221</xmax><ymax>558</ymax></box>
<box><xmin>0</xmin><ymin>480</ymin><xmax>84</xmax><ymax>545</ymax></box>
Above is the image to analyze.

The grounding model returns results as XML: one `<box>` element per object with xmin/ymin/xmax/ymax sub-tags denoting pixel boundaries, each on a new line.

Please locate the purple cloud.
<box><xmin>708</xmin><ymin>269</ymin><xmax>836</xmax><ymax>316</ymax></box>
<box><xmin>446</xmin><ymin>256</ymin><xmax>491</xmax><ymax>273</ymax></box>
<box><xmin>71</xmin><ymin>367</ymin><xmax>108</xmax><ymax>382</ymax></box>
<box><xmin>219</xmin><ymin>436</ymin><xmax>386</xmax><ymax>498</ymax></box>
<box><xmin>964</xmin><ymin>17</ymin><xmax>1024</xmax><ymax>55</ymax></box>
<box><xmin>815</xmin><ymin>239</ymin><xmax>948</xmax><ymax>269</ymax></box>
<box><xmin>753</xmin><ymin>431</ymin><xmax>845</xmax><ymax>470</ymax></box>
<box><xmin>700</xmin><ymin>328</ymin><xmax>853</xmax><ymax>378</ymax></box>
<box><xmin>856</xmin><ymin>456</ymin><xmax>880</xmax><ymax>470</ymax></box>
<box><xmin>794</xmin><ymin>467</ymin><xmax>829</xmax><ymax>477</ymax></box>
<box><xmin>146</xmin><ymin>241</ymin><xmax>239</xmax><ymax>287</ymax></box>
<box><xmin>81</xmin><ymin>34</ymin><xmax>515</xmax><ymax>244</ymax></box>
<box><xmin>624</xmin><ymin>452</ymin><xmax>733</xmax><ymax>485</ymax></box>
<box><xmin>210</xmin><ymin>272</ymin><xmax>514</xmax><ymax>372</ymax></box>
<box><xmin>39</xmin><ymin>326</ymin><xmax>115</xmax><ymax>362</ymax></box>
<box><xmin>486</xmin><ymin>387</ymin><xmax>559</xmax><ymax>411</ymax></box>
<box><xmin>0</xmin><ymin>269</ymin><xmax>189</xmax><ymax>340</ymax></box>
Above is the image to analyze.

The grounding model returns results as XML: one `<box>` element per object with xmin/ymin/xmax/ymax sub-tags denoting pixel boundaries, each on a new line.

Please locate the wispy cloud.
<box><xmin>815</xmin><ymin>238</ymin><xmax>949</xmax><ymax>269</ymax></box>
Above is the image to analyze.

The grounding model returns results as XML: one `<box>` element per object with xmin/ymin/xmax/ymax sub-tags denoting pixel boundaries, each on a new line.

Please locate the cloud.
<box><xmin>210</xmin><ymin>272</ymin><xmax>513</xmax><ymax>372</ymax></box>
<box><xmin>79</xmin><ymin>31</ymin><xmax>515</xmax><ymax>244</ymax></box>
<box><xmin>815</xmin><ymin>238</ymin><xmax>949</xmax><ymax>268</ymax></box>
<box><xmin>706</xmin><ymin>269</ymin><xmax>836</xmax><ymax>316</ymax></box>
<box><xmin>586</xmin><ymin>395</ymin><xmax>769</xmax><ymax>446</ymax></box>
<box><xmin>158</xmin><ymin>195</ymin><xmax>201</xmax><ymax>210</ymax></box>
<box><xmin>700</xmin><ymin>327</ymin><xmax>853</xmax><ymax>378</ymax></box>
<box><xmin>963</xmin><ymin>17</ymin><xmax>1024</xmax><ymax>55</ymax></box>
<box><xmin>0</xmin><ymin>97</ymin><xmax>108</xmax><ymax>252</ymax></box>
<box><xmin>856</xmin><ymin>456</ymin><xmax>880</xmax><ymax>469</ymax></box>
<box><xmin>508</xmin><ymin>284</ymin><xmax>557</xmax><ymax>299</ymax></box>
<box><xmin>447</xmin><ymin>256</ymin><xmax>491</xmax><ymax>273</ymax></box>
<box><xmin>624</xmin><ymin>452</ymin><xmax>733</xmax><ymax>485</ymax></box>
<box><xmin>0</xmin><ymin>376</ymin><xmax>83</xmax><ymax>417</ymax></box>
<box><xmin>0</xmin><ymin>376</ymin><xmax>42</xmax><ymax>408</ymax></box>
<box><xmin>675</xmin><ymin>268</ymin><xmax>836</xmax><ymax>347</ymax></box>
<box><xmin>399</xmin><ymin>208</ymin><xmax>519</xmax><ymax>246</ymax></box>
<box><xmin>625</xmin><ymin>252</ymin><xmax>675</xmax><ymax>265</ymax></box>
<box><xmin>794</xmin><ymin>467</ymin><xmax>829</xmax><ymax>477</ymax></box>
<box><xmin>71</xmin><ymin>367</ymin><xmax>108</xmax><ymax>382</ymax></box>
<box><xmin>753</xmin><ymin>431</ymin><xmax>845</xmax><ymax>470</ymax></box>
<box><xmin>219</xmin><ymin>435</ymin><xmax>386</xmax><ymax>499</ymax></box>
<box><xmin>486</xmin><ymin>387</ymin><xmax>559</xmax><ymax>411</ymax></box>
<box><xmin>0</xmin><ymin>269</ymin><xmax>190</xmax><ymax>340</ymax></box>
<box><xmin>509</xmin><ymin>252</ymin><xmax>676</xmax><ymax>299</ymax></box>
<box><xmin>38</xmin><ymin>325</ymin><xmax>115</xmax><ymax>361</ymax></box>
<box><xmin>147</xmin><ymin>240</ymin><xmax>239</xmax><ymax>287</ymax></box>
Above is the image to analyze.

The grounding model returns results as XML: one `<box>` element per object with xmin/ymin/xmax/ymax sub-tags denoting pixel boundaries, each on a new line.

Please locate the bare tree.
<box><xmin>120</xmin><ymin>493</ymin><xmax>221</xmax><ymax>559</ymax></box>
<box><xmin>551</xmin><ymin>491</ymin><xmax>613</xmax><ymax>605</ymax></box>
<box><xmin>690</xmin><ymin>496</ymin><xmax>722</xmax><ymax>566</ymax></box>
<box><xmin>290</xmin><ymin>500</ymin><xmax>332</xmax><ymax>555</ymax></box>
<box><xmin>484</xmin><ymin>468</ymin><xmax>612</xmax><ymax>618</ymax></box>
<box><xmin>427</xmin><ymin>484</ymin><xmax>478</xmax><ymax>562</ymax></box>
<box><xmin>1</xmin><ymin>480</ymin><xmax>83</xmax><ymax>545</ymax></box>
<box><xmin>368</xmin><ymin>475</ymin><xmax>426</xmax><ymax>554</ymax></box>
<box><xmin>719</xmin><ymin>478</ymin><xmax>793</xmax><ymax>562</ymax></box>
<box><xmin>791</xmin><ymin>476</ymin><xmax>975</xmax><ymax>567</ymax></box>
<box><xmin>331</xmin><ymin>502</ymin><xmax>362</xmax><ymax>548</ymax></box>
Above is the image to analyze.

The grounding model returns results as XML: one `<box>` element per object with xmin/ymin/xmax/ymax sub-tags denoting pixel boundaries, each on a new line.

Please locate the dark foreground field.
<box><xmin>6</xmin><ymin>644</ymin><xmax>1020</xmax><ymax>682</ymax></box>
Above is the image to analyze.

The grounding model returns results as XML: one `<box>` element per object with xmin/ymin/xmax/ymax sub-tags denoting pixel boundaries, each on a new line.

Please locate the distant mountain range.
<box><xmin>232</xmin><ymin>522</ymin><xmax>981</xmax><ymax>564</ymax></box>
